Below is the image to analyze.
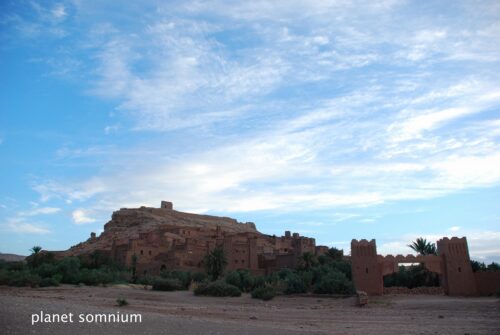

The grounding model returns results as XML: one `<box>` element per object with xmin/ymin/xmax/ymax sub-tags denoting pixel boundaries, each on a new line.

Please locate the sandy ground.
<box><xmin>0</xmin><ymin>285</ymin><xmax>499</xmax><ymax>335</ymax></box>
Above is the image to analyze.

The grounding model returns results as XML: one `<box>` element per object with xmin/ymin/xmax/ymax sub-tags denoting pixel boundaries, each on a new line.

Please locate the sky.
<box><xmin>0</xmin><ymin>0</ymin><xmax>499</xmax><ymax>262</ymax></box>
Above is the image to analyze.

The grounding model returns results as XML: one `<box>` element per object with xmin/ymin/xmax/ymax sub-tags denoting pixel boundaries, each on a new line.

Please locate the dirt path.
<box><xmin>0</xmin><ymin>285</ymin><xmax>498</xmax><ymax>334</ymax></box>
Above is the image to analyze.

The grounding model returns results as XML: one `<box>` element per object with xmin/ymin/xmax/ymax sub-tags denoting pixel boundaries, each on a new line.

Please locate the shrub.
<box><xmin>160</xmin><ymin>271</ymin><xmax>191</xmax><ymax>289</ymax></box>
<box><xmin>137</xmin><ymin>275</ymin><xmax>156</xmax><ymax>286</ymax></box>
<box><xmin>383</xmin><ymin>265</ymin><xmax>439</xmax><ymax>288</ymax></box>
<box><xmin>283</xmin><ymin>273</ymin><xmax>307</xmax><ymax>294</ymax></box>
<box><xmin>79</xmin><ymin>268</ymin><xmax>115</xmax><ymax>286</ymax></box>
<box><xmin>7</xmin><ymin>271</ymin><xmax>41</xmax><ymax>287</ymax></box>
<box><xmin>224</xmin><ymin>271</ymin><xmax>242</xmax><ymax>289</ymax></box>
<box><xmin>314</xmin><ymin>270</ymin><xmax>355</xmax><ymax>295</ymax></box>
<box><xmin>152</xmin><ymin>278</ymin><xmax>183</xmax><ymax>291</ymax></box>
<box><xmin>39</xmin><ymin>276</ymin><xmax>60</xmax><ymax>287</ymax></box>
<box><xmin>251</xmin><ymin>286</ymin><xmax>276</xmax><ymax>301</ymax></box>
<box><xmin>252</xmin><ymin>275</ymin><xmax>266</xmax><ymax>289</ymax></box>
<box><xmin>194</xmin><ymin>280</ymin><xmax>241</xmax><ymax>297</ymax></box>
<box><xmin>57</xmin><ymin>257</ymin><xmax>81</xmax><ymax>284</ymax></box>
<box><xmin>191</xmin><ymin>272</ymin><xmax>206</xmax><ymax>283</ymax></box>
<box><xmin>116</xmin><ymin>298</ymin><xmax>128</xmax><ymax>306</ymax></box>
<box><xmin>37</xmin><ymin>263</ymin><xmax>59</xmax><ymax>278</ymax></box>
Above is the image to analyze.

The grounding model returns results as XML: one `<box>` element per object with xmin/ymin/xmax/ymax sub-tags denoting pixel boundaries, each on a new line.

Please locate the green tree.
<box><xmin>203</xmin><ymin>246</ymin><xmax>227</xmax><ymax>281</ymax></box>
<box><xmin>325</xmin><ymin>247</ymin><xmax>344</xmax><ymax>261</ymax></box>
<box><xmin>298</xmin><ymin>252</ymin><xmax>317</xmax><ymax>271</ymax></box>
<box><xmin>408</xmin><ymin>238</ymin><xmax>437</xmax><ymax>256</ymax></box>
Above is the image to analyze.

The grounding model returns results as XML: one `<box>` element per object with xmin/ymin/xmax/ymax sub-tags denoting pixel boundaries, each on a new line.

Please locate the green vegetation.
<box><xmin>194</xmin><ymin>280</ymin><xmax>241</xmax><ymax>297</ymax></box>
<box><xmin>251</xmin><ymin>286</ymin><xmax>276</xmax><ymax>301</ymax></box>
<box><xmin>152</xmin><ymin>278</ymin><xmax>183</xmax><ymax>291</ymax></box>
<box><xmin>383</xmin><ymin>264</ymin><xmax>440</xmax><ymax>288</ymax></box>
<box><xmin>116</xmin><ymin>298</ymin><xmax>128</xmax><ymax>306</ymax></box>
<box><xmin>313</xmin><ymin>270</ymin><xmax>354</xmax><ymax>294</ymax></box>
<box><xmin>471</xmin><ymin>260</ymin><xmax>500</xmax><ymax>272</ymax></box>
<box><xmin>203</xmin><ymin>246</ymin><xmax>227</xmax><ymax>281</ymax></box>
<box><xmin>408</xmin><ymin>238</ymin><xmax>437</xmax><ymax>256</ymax></box>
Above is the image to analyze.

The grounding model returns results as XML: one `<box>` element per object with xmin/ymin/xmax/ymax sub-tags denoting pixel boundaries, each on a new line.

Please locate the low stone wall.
<box><xmin>383</xmin><ymin>286</ymin><xmax>444</xmax><ymax>295</ymax></box>
<box><xmin>474</xmin><ymin>271</ymin><xmax>500</xmax><ymax>296</ymax></box>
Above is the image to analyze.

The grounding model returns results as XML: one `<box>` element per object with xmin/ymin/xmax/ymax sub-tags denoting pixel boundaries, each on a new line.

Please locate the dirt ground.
<box><xmin>0</xmin><ymin>285</ymin><xmax>498</xmax><ymax>335</ymax></box>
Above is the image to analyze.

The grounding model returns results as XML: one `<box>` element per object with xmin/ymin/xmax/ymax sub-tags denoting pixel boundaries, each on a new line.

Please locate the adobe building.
<box><xmin>351</xmin><ymin>237</ymin><xmax>499</xmax><ymax>296</ymax></box>
<box><xmin>59</xmin><ymin>201</ymin><xmax>322</xmax><ymax>276</ymax></box>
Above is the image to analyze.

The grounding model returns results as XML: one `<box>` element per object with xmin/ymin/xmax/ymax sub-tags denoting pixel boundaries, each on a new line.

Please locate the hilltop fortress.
<box><xmin>59</xmin><ymin>200</ymin><xmax>500</xmax><ymax>296</ymax></box>
<box><xmin>60</xmin><ymin>201</ymin><xmax>321</xmax><ymax>276</ymax></box>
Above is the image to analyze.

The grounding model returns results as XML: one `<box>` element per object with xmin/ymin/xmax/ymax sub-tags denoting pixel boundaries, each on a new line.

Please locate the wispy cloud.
<box><xmin>19</xmin><ymin>207</ymin><xmax>60</xmax><ymax>216</ymax></box>
<box><xmin>3</xmin><ymin>218</ymin><xmax>50</xmax><ymax>234</ymax></box>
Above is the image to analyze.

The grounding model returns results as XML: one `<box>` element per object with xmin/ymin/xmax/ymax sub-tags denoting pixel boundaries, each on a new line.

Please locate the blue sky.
<box><xmin>1</xmin><ymin>0</ymin><xmax>499</xmax><ymax>261</ymax></box>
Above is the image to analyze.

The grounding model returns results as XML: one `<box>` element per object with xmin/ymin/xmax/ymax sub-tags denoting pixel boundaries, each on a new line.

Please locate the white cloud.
<box><xmin>72</xmin><ymin>209</ymin><xmax>96</xmax><ymax>224</ymax></box>
<box><xmin>3</xmin><ymin>218</ymin><xmax>50</xmax><ymax>234</ymax></box>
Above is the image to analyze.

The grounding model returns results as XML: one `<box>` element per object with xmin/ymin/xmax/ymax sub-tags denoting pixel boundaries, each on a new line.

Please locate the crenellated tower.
<box><xmin>351</xmin><ymin>239</ymin><xmax>383</xmax><ymax>295</ymax></box>
<box><xmin>437</xmin><ymin>237</ymin><xmax>477</xmax><ymax>296</ymax></box>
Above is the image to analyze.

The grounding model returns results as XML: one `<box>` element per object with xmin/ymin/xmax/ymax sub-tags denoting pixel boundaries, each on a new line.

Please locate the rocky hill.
<box><xmin>61</xmin><ymin>202</ymin><xmax>259</xmax><ymax>256</ymax></box>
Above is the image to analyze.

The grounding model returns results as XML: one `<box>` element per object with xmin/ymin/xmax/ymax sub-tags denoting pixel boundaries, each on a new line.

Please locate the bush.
<box><xmin>191</xmin><ymin>272</ymin><xmax>206</xmax><ymax>283</ymax></box>
<box><xmin>252</xmin><ymin>275</ymin><xmax>266</xmax><ymax>289</ymax></box>
<box><xmin>137</xmin><ymin>275</ymin><xmax>156</xmax><ymax>286</ymax></box>
<box><xmin>283</xmin><ymin>273</ymin><xmax>307</xmax><ymax>294</ymax></box>
<box><xmin>37</xmin><ymin>263</ymin><xmax>59</xmax><ymax>278</ymax></box>
<box><xmin>79</xmin><ymin>268</ymin><xmax>115</xmax><ymax>286</ymax></box>
<box><xmin>57</xmin><ymin>257</ymin><xmax>81</xmax><ymax>284</ymax></box>
<box><xmin>7</xmin><ymin>271</ymin><xmax>41</xmax><ymax>287</ymax></box>
<box><xmin>251</xmin><ymin>286</ymin><xmax>276</xmax><ymax>301</ymax></box>
<box><xmin>194</xmin><ymin>280</ymin><xmax>241</xmax><ymax>297</ymax></box>
<box><xmin>160</xmin><ymin>271</ymin><xmax>191</xmax><ymax>289</ymax></box>
<box><xmin>39</xmin><ymin>276</ymin><xmax>60</xmax><ymax>287</ymax></box>
<box><xmin>224</xmin><ymin>271</ymin><xmax>241</xmax><ymax>289</ymax></box>
<box><xmin>116</xmin><ymin>298</ymin><xmax>128</xmax><ymax>306</ymax></box>
<box><xmin>383</xmin><ymin>265</ymin><xmax>439</xmax><ymax>288</ymax></box>
<box><xmin>314</xmin><ymin>270</ymin><xmax>355</xmax><ymax>295</ymax></box>
<box><xmin>152</xmin><ymin>278</ymin><xmax>183</xmax><ymax>291</ymax></box>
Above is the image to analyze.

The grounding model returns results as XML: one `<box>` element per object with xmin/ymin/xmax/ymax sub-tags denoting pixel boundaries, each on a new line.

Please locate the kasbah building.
<box><xmin>56</xmin><ymin>201</ymin><xmax>500</xmax><ymax>296</ymax></box>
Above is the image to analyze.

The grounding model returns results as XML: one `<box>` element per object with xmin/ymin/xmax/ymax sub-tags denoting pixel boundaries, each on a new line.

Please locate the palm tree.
<box><xmin>408</xmin><ymin>238</ymin><xmax>437</xmax><ymax>256</ymax></box>
<box><xmin>203</xmin><ymin>246</ymin><xmax>227</xmax><ymax>281</ymax></box>
<box><xmin>30</xmin><ymin>246</ymin><xmax>42</xmax><ymax>254</ymax></box>
<box><xmin>299</xmin><ymin>252</ymin><xmax>317</xmax><ymax>271</ymax></box>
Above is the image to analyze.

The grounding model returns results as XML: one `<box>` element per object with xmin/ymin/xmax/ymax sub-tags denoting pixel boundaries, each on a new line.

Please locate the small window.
<box><xmin>458</xmin><ymin>267</ymin><xmax>462</xmax><ymax>272</ymax></box>
<box><xmin>284</xmin><ymin>248</ymin><xmax>288</xmax><ymax>252</ymax></box>
<box><xmin>242</xmin><ymin>260</ymin><xmax>245</xmax><ymax>264</ymax></box>
<box><xmin>149</xmin><ymin>250</ymin><xmax>152</xmax><ymax>256</ymax></box>
<box><xmin>140</xmin><ymin>250</ymin><xmax>144</xmax><ymax>255</ymax></box>
<box><xmin>235</xmin><ymin>260</ymin><xmax>238</xmax><ymax>264</ymax></box>
<box><xmin>366</xmin><ymin>267</ymin><xmax>369</xmax><ymax>274</ymax></box>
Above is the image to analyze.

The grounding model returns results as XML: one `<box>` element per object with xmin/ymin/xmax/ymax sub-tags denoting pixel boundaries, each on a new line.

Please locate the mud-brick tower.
<box><xmin>437</xmin><ymin>237</ymin><xmax>477</xmax><ymax>296</ymax></box>
<box><xmin>351</xmin><ymin>239</ymin><xmax>383</xmax><ymax>295</ymax></box>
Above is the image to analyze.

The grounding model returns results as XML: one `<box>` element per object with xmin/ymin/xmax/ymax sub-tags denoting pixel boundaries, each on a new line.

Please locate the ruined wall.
<box><xmin>474</xmin><ymin>271</ymin><xmax>500</xmax><ymax>296</ymax></box>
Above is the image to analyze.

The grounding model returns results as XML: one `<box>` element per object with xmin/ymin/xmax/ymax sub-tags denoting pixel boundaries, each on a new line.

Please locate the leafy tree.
<box><xmin>203</xmin><ymin>246</ymin><xmax>227</xmax><ymax>281</ymax></box>
<box><xmin>408</xmin><ymin>238</ymin><xmax>437</xmax><ymax>256</ymax></box>
<box><xmin>471</xmin><ymin>260</ymin><xmax>486</xmax><ymax>272</ymax></box>
<box><xmin>298</xmin><ymin>252</ymin><xmax>317</xmax><ymax>271</ymax></box>
<box><xmin>487</xmin><ymin>262</ymin><xmax>500</xmax><ymax>271</ymax></box>
<box><xmin>325</xmin><ymin>247</ymin><xmax>344</xmax><ymax>261</ymax></box>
